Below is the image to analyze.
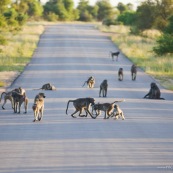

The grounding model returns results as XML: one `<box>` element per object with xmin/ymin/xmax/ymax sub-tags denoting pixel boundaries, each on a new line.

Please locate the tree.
<box><xmin>96</xmin><ymin>0</ymin><xmax>114</xmax><ymax>21</ymax></box>
<box><xmin>117</xmin><ymin>2</ymin><xmax>128</xmax><ymax>14</ymax></box>
<box><xmin>44</xmin><ymin>0</ymin><xmax>78</xmax><ymax>21</ymax></box>
<box><xmin>117</xmin><ymin>11</ymin><xmax>136</xmax><ymax>25</ymax></box>
<box><xmin>135</xmin><ymin>0</ymin><xmax>156</xmax><ymax>31</ymax></box>
<box><xmin>77</xmin><ymin>0</ymin><xmax>98</xmax><ymax>21</ymax></box>
<box><xmin>153</xmin><ymin>14</ymin><xmax>173</xmax><ymax>55</ymax></box>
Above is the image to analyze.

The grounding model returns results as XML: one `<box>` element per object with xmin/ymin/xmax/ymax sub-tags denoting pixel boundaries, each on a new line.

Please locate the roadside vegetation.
<box><xmin>98</xmin><ymin>24</ymin><xmax>173</xmax><ymax>90</ymax></box>
<box><xmin>0</xmin><ymin>0</ymin><xmax>173</xmax><ymax>89</ymax></box>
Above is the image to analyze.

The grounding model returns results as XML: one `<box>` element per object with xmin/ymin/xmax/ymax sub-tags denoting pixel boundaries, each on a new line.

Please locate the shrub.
<box><xmin>153</xmin><ymin>34</ymin><xmax>173</xmax><ymax>55</ymax></box>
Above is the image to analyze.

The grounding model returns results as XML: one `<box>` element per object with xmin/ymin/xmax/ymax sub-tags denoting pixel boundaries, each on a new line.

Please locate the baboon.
<box><xmin>12</xmin><ymin>90</ymin><xmax>28</xmax><ymax>114</ymax></box>
<box><xmin>34</xmin><ymin>83</ymin><xmax>56</xmax><ymax>90</ymax></box>
<box><xmin>0</xmin><ymin>91</ymin><xmax>14</xmax><ymax>110</ymax></box>
<box><xmin>110</xmin><ymin>51</ymin><xmax>120</xmax><ymax>61</ymax></box>
<box><xmin>118</xmin><ymin>68</ymin><xmax>123</xmax><ymax>81</ymax></box>
<box><xmin>131</xmin><ymin>64</ymin><xmax>137</xmax><ymax>81</ymax></box>
<box><xmin>92</xmin><ymin>100</ymin><xmax>124</xmax><ymax>119</ymax></box>
<box><xmin>0</xmin><ymin>87</ymin><xmax>25</xmax><ymax>110</ymax></box>
<box><xmin>66</xmin><ymin>97</ymin><xmax>96</xmax><ymax>119</ymax></box>
<box><xmin>32</xmin><ymin>93</ymin><xmax>46</xmax><ymax>122</ymax></box>
<box><xmin>82</xmin><ymin>76</ymin><xmax>95</xmax><ymax>88</ymax></box>
<box><xmin>99</xmin><ymin>79</ymin><xmax>108</xmax><ymax>97</ymax></box>
<box><xmin>144</xmin><ymin>82</ymin><xmax>165</xmax><ymax>100</ymax></box>
<box><xmin>111</xmin><ymin>104</ymin><xmax>125</xmax><ymax>120</ymax></box>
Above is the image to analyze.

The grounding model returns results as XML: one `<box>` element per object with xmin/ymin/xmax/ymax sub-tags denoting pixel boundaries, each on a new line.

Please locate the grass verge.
<box><xmin>0</xmin><ymin>22</ymin><xmax>46</xmax><ymax>87</ymax></box>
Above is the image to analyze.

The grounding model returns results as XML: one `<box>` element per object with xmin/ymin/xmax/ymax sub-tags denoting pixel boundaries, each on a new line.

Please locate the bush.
<box><xmin>153</xmin><ymin>34</ymin><xmax>173</xmax><ymax>55</ymax></box>
<box><xmin>45</xmin><ymin>12</ymin><xmax>58</xmax><ymax>21</ymax></box>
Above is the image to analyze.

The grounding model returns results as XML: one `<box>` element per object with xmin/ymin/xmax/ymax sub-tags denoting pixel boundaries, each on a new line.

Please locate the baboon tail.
<box><xmin>82</xmin><ymin>81</ymin><xmax>87</xmax><ymax>87</ymax></box>
<box><xmin>66</xmin><ymin>100</ymin><xmax>74</xmax><ymax>115</ymax></box>
<box><xmin>112</xmin><ymin>99</ymin><xmax>125</xmax><ymax>104</ymax></box>
<box><xmin>0</xmin><ymin>92</ymin><xmax>7</xmax><ymax>103</ymax></box>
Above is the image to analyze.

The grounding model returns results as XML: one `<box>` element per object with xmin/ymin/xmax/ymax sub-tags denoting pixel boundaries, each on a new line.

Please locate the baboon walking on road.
<box><xmin>118</xmin><ymin>68</ymin><xmax>123</xmax><ymax>81</ymax></box>
<box><xmin>82</xmin><ymin>76</ymin><xmax>95</xmax><ymax>88</ymax></box>
<box><xmin>92</xmin><ymin>100</ymin><xmax>124</xmax><ymax>119</ymax></box>
<box><xmin>32</xmin><ymin>93</ymin><xmax>46</xmax><ymax>122</ymax></box>
<box><xmin>66</xmin><ymin>97</ymin><xmax>96</xmax><ymax>119</ymax></box>
<box><xmin>131</xmin><ymin>64</ymin><xmax>137</xmax><ymax>81</ymax></box>
<box><xmin>110</xmin><ymin>51</ymin><xmax>120</xmax><ymax>61</ymax></box>
<box><xmin>99</xmin><ymin>80</ymin><xmax>108</xmax><ymax>97</ymax></box>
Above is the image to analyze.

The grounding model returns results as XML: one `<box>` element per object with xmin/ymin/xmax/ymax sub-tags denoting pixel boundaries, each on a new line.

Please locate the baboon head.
<box><xmin>87</xmin><ymin>97</ymin><xmax>95</xmax><ymax>106</ymax></box>
<box><xmin>38</xmin><ymin>93</ymin><xmax>46</xmax><ymax>98</ymax></box>
<box><xmin>151</xmin><ymin>82</ymin><xmax>157</xmax><ymax>89</ymax></box>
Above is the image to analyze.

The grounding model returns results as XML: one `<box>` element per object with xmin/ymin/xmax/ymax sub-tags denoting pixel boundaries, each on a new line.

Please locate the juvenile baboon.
<box><xmin>12</xmin><ymin>90</ymin><xmax>28</xmax><ymax>114</ymax></box>
<box><xmin>66</xmin><ymin>97</ymin><xmax>96</xmax><ymax>119</ymax></box>
<box><xmin>144</xmin><ymin>82</ymin><xmax>165</xmax><ymax>100</ymax></box>
<box><xmin>0</xmin><ymin>87</ymin><xmax>25</xmax><ymax>110</ymax></box>
<box><xmin>82</xmin><ymin>76</ymin><xmax>95</xmax><ymax>88</ymax></box>
<box><xmin>110</xmin><ymin>51</ymin><xmax>120</xmax><ymax>61</ymax></box>
<box><xmin>111</xmin><ymin>104</ymin><xmax>125</xmax><ymax>120</ymax></box>
<box><xmin>99</xmin><ymin>79</ymin><xmax>108</xmax><ymax>97</ymax></box>
<box><xmin>32</xmin><ymin>93</ymin><xmax>46</xmax><ymax>122</ymax></box>
<box><xmin>131</xmin><ymin>64</ymin><xmax>137</xmax><ymax>81</ymax></box>
<box><xmin>34</xmin><ymin>83</ymin><xmax>56</xmax><ymax>90</ymax></box>
<box><xmin>92</xmin><ymin>100</ymin><xmax>124</xmax><ymax>119</ymax></box>
<box><xmin>118</xmin><ymin>68</ymin><xmax>123</xmax><ymax>81</ymax></box>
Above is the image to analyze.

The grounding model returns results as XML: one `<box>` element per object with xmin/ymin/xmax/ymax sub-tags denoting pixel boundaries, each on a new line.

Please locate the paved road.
<box><xmin>0</xmin><ymin>24</ymin><xmax>173</xmax><ymax>173</ymax></box>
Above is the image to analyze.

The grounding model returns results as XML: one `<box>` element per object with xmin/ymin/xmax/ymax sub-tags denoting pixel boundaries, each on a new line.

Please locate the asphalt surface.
<box><xmin>0</xmin><ymin>23</ymin><xmax>173</xmax><ymax>173</ymax></box>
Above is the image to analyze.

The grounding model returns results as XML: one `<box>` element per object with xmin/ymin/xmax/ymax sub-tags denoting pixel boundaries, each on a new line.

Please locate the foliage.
<box><xmin>98</xmin><ymin>24</ymin><xmax>173</xmax><ymax>89</ymax></box>
<box><xmin>77</xmin><ymin>0</ymin><xmax>94</xmax><ymax>21</ymax></box>
<box><xmin>44</xmin><ymin>0</ymin><xmax>78</xmax><ymax>21</ymax></box>
<box><xmin>117</xmin><ymin>11</ymin><xmax>136</xmax><ymax>25</ymax></box>
<box><xmin>96</xmin><ymin>0</ymin><xmax>115</xmax><ymax>21</ymax></box>
<box><xmin>117</xmin><ymin>2</ymin><xmax>128</xmax><ymax>14</ymax></box>
<box><xmin>153</xmin><ymin>34</ymin><xmax>173</xmax><ymax>55</ymax></box>
<box><xmin>0</xmin><ymin>22</ymin><xmax>44</xmax><ymax>72</ymax></box>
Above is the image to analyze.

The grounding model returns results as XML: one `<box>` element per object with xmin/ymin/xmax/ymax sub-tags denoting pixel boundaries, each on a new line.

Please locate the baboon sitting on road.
<box><xmin>82</xmin><ymin>76</ymin><xmax>95</xmax><ymax>88</ymax></box>
<box><xmin>99</xmin><ymin>79</ymin><xmax>108</xmax><ymax>97</ymax></box>
<box><xmin>144</xmin><ymin>82</ymin><xmax>165</xmax><ymax>100</ymax></box>
<box><xmin>111</xmin><ymin>104</ymin><xmax>125</xmax><ymax>120</ymax></box>
<box><xmin>66</xmin><ymin>97</ymin><xmax>96</xmax><ymax>119</ymax></box>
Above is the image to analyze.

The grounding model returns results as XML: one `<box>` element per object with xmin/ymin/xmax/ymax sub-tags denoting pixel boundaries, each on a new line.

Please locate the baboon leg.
<box><xmin>85</xmin><ymin>109</ymin><xmax>96</xmax><ymax>119</ymax></box>
<box><xmin>2</xmin><ymin>99</ymin><xmax>7</xmax><ymax>110</ymax></box>
<box><xmin>71</xmin><ymin>110</ymin><xmax>79</xmax><ymax>118</ymax></box>
<box><xmin>116</xmin><ymin>56</ymin><xmax>118</xmax><ymax>61</ymax></box>
<box><xmin>104</xmin><ymin>111</ymin><xmax>107</xmax><ymax>119</ymax></box>
<box><xmin>24</xmin><ymin>98</ymin><xmax>28</xmax><ymax>114</ymax></box>
<box><xmin>121</xmin><ymin>113</ymin><xmax>125</xmax><ymax>120</ymax></box>
<box><xmin>18</xmin><ymin>102</ymin><xmax>23</xmax><ymax>114</ymax></box>
<box><xmin>38</xmin><ymin>108</ymin><xmax>43</xmax><ymax>121</ymax></box>
<box><xmin>104</xmin><ymin>89</ymin><xmax>107</xmax><ymax>97</ymax></box>
<box><xmin>14</xmin><ymin>102</ymin><xmax>18</xmax><ymax>113</ymax></box>
<box><xmin>33</xmin><ymin>111</ymin><xmax>39</xmax><ymax>122</ymax></box>
<box><xmin>99</xmin><ymin>88</ymin><xmax>102</xmax><ymax>97</ymax></box>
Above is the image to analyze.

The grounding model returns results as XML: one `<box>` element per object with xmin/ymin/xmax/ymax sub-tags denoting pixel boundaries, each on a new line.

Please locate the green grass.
<box><xmin>0</xmin><ymin>22</ymin><xmax>45</xmax><ymax>72</ymax></box>
<box><xmin>97</xmin><ymin>24</ymin><xmax>173</xmax><ymax>89</ymax></box>
<box><xmin>0</xmin><ymin>81</ymin><xmax>5</xmax><ymax>87</ymax></box>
